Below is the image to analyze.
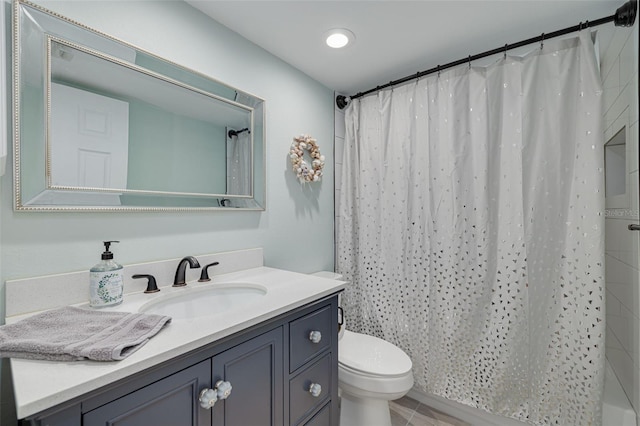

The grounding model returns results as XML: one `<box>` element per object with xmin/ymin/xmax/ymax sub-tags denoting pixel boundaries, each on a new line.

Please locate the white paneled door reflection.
<box><xmin>50</xmin><ymin>82</ymin><xmax>129</xmax><ymax>190</ymax></box>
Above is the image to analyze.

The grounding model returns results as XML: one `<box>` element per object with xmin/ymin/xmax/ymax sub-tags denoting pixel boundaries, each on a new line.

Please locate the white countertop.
<box><xmin>9</xmin><ymin>266</ymin><xmax>346</xmax><ymax>419</ymax></box>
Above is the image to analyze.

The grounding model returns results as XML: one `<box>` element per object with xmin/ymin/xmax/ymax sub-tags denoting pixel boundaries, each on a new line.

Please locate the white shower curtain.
<box><xmin>337</xmin><ymin>32</ymin><xmax>605</xmax><ymax>425</ymax></box>
<box><xmin>226</xmin><ymin>131</ymin><xmax>251</xmax><ymax>196</ymax></box>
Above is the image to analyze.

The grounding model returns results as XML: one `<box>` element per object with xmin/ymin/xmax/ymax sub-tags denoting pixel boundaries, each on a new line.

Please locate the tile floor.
<box><xmin>389</xmin><ymin>396</ymin><xmax>470</xmax><ymax>426</ymax></box>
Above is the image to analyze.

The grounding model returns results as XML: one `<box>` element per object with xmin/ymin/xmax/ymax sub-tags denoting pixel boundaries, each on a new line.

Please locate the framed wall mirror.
<box><xmin>13</xmin><ymin>0</ymin><xmax>266</xmax><ymax>211</ymax></box>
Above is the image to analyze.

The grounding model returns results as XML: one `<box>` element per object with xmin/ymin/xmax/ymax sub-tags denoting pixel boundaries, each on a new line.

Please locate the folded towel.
<box><xmin>0</xmin><ymin>306</ymin><xmax>171</xmax><ymax>361</ymax></box>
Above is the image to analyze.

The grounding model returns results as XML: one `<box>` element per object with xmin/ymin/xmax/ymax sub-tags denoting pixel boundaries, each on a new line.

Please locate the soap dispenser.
<box><xmin>89</xmin><ymin>241</ymin><xmax>124</xmax><ymax>308</ymax></box>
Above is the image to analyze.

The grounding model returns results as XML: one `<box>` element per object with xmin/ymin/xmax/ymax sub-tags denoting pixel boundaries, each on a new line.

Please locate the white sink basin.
<box><xmin>139</xmin><ymin>283</ymin><xmax>267</xmax><ymax>319</ymax></box>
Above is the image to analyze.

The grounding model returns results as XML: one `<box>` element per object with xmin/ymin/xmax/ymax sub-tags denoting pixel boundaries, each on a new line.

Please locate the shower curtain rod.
<box><xmin>335</xmin><ymin>0</ymin><xmax>637</xmax><ymax>109</ymax></box>
<box><xmin>228</xmin><ymin>127</ymin><xmax>250</xmax><ymax>138</ymax></box>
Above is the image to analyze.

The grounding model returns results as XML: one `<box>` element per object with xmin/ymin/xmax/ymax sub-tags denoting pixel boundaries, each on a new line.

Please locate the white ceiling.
<box><xmin>185</xmin><ymin>0</ymin><xmax>622</xmax><ymax>96</ymax></box>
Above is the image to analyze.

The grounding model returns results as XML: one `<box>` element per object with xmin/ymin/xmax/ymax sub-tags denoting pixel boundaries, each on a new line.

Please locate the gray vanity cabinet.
<box><xmin>21</xmin><ymin>294</ymin><xmax>339</xmax><ymax>426</ymax></box>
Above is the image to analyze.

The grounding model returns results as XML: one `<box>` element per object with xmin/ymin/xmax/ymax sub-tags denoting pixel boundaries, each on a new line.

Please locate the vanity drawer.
<box><xmin>289</xmin><ymin>305</ymin><xmax>332</xmax><ymax>372</ymax></box>
<box><xmin>302</xmin><ymin>401</ymin><xmax>331</xmax><ymax>426</ymax></box>
<box><xmin>289</xmin><ymin>353</ymin><xmax>331</xmax><ymax>425</ymax></box>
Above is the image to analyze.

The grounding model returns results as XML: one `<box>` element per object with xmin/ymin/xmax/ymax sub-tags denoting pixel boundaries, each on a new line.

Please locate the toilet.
<box><xmin>311</xmin><ymin>272</ymin><xmax>414</xmax><ymax>426</ymax></box>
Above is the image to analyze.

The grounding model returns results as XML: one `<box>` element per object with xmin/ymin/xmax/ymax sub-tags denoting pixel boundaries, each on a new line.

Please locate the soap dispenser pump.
<box><xmin>89</xmin><ymin>241</ymin><xmax>124</xmax><ymax>308</ymax></box>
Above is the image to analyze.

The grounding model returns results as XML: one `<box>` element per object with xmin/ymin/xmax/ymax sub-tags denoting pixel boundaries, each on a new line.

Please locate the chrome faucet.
<box><xmin>173</xmin><ymin>256</ymin><xmax>201</xmax><ymax>287</ymax></box>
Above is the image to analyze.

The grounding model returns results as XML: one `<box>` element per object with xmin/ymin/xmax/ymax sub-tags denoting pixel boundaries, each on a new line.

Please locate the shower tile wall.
<box><xmin>334</xmin><ymin>94</ymin><xmax>346</xmax><ymax>251</ymax></box>
<box><xmin>602</xmin><ymin>21</ymin><xmax>640</xmax><ymax>413</ymax></box>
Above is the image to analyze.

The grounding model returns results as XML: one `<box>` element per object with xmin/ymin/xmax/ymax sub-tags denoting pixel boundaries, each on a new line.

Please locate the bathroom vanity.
<box><xmin>5</xmin><ymin>249</ymin><xmax>345</xmax><ymax>426</ymax></box>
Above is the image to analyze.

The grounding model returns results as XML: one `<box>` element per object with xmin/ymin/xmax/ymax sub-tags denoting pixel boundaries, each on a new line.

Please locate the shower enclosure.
<box><xmin>333</xmin><ymin>14</ymin><xmax>639</xmax><ymax>426</ymax></box>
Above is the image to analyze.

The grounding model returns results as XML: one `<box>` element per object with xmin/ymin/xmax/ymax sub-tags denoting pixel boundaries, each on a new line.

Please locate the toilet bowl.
<box><xmin>310</xmin><ymin>272</ymin><xmax>414</xmax><ymax>426</ymax></box>
<box><xmin>338</xmin><ymin>329</ymin><xmax>413</xmax><ymax>426</ymax></box>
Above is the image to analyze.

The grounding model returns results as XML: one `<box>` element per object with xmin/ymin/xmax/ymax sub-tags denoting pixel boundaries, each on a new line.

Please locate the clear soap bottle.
<box><xmin>89</xmin><ymin>240</ymin><xmax>124</xmax><ymax>308</ymax></box>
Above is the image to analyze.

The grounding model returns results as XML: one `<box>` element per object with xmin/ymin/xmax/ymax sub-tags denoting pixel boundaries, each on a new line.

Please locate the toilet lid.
<box><xmin>339</xmin><ymin>330</ymin><xmax>412</xmax><ymax>376</ymax></box>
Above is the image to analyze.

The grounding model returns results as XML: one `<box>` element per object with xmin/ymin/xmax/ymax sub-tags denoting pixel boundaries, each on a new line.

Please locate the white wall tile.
<box><xmin>603</xmin><ymin>55</ymin><xmax>620</xmax><ymax>90</ymax></box>
<box><xmin>619</xmin><ymin>33</ymin><xmax>635</xmax><ymax>87</ymax></box>
<box><xmin>605</xmin><ymin>217</ymin><xmax>616</xmax><ymax>251</ymax></box>
<box><xmin>608</xmin><ymin>347</ymin><xmax>636</xmax><ymax>401</ymax></box>
<box><xmin>334</xmin><ymin>94</ymin><xmax>346</xmax><ymax>263</ymax></box>
<box><xmin>606</xmin><ymin>254</ymin><xmax>636</xmax><ymax>284</ymax></box>
<box><xmin>335</xmin><ymin>109</ymin><xmax>346</xmax><ymax>139</ymax></box>
<box><xmin>607</xmin><ymin>288</ymin><xmax>623</xmax><ymax>316</ymax></box>
<box><xmin>605</xmin><ymin>218</ymin><xmax>636</xmax><ymax>254</ymax></box>
<box><xmin>604</xmin><ymin>92</ymin><xmax>629</xmax><ymax>134</ymax></box>
<box><xmin>606</xmin><ymin>323</ymin><xmax>625</xmax><ymax>350</ymax></box>
<box><xmin>629</xmin><ymin>130</ymin><xmax>639</xmax><ymax>175</ymax></box>
<box><xmin>335</xmin><ymin>163</ymin><xmax>343</xmax><ymax>193</ymax></box>
<box><xmin>630</xmin><ymin>76</ymin><xmax>639</xmax><ymax>127</ymax></box>
<box><xmin>629</xmin><ymin>171</ymin><xmax>639</xmax><ymax>217</ymax></box>
<box><xmin>634</xmin><ymin>365</ymin><xmax>640</xmax><ymax>418</ymax></box>
<box><xmin>601</xmin><ymin>29</ymin><xmax>630</xmax><ymax>79</ymax></box>
<box><xmin>633</xmin><ymin>316</ymin><xmax>640</xmax><ymax>361</ymax></box>
<box><xmin>609</xmin><ymin>304</ymin><xmax>635</xmax><ymax>354</ymax></box>
<box><xmin>602</xmin><ymin>56</ymin><xmax>620</xmax><ymax>117</ymax></box>
<box><xmin>335</xmin><ymin>136</ymin><xmax>345</xmax><ymax>166</ymax></box>
<box><xmin>608</xmin><ymin>281</ymin><xmax>635</xmax><ymax>312</ymax></box>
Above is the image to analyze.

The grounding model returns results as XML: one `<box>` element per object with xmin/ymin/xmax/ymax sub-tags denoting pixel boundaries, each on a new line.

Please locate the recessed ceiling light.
<box><xmin>325</xmin><ymin>29</ymin><xmax>355</xmax><ymax>49</ymax></box>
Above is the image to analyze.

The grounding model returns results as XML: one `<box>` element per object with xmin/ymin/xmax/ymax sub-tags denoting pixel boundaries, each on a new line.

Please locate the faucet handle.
<box><xmin>199</xmin><ymin>262</ymin><xmax>220</xmax><ymax>282</ymax></box>
<box><xmin>133</xmin><ymin>274</ymin><xmax>160</xmax><ymax>293</ymax></box>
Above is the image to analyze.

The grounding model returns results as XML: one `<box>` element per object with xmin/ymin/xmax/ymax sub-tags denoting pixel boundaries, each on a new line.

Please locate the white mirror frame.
<box><xmin>1</xmin><ymin>1</ymin><xmax>7</xmax><ymax>176</ymax></box>
<box><xmin>13</xmin><ymin>0</ymin><xmax>266</xmax><ymax>212</ymax></box>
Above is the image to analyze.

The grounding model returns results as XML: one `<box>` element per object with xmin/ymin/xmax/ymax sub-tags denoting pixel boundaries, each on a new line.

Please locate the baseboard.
<box><xmin>406</xmin><ymin>388</ymin><xmax>528</xmax><ymax>426</ymax></box>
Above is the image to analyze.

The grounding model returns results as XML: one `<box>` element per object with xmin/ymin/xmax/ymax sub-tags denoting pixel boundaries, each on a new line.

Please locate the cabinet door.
<box><xmin>27</xmin><ymin>404</ymin><xmax>80</xmax><ymax>426</ymax></box>
<box><xmin>212</xmin><ymin>328</ymin><xmax>283</xmax><ymax>426</ymax></box>
<box><xmin>83</xmin><ymin>360</ymin><xmax>211</xmax><ymax>426</ymax></box>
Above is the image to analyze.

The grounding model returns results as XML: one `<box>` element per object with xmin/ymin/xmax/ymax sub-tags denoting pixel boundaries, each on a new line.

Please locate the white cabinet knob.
<box><xmin>215</xmin><ymin>380</ymin><xmax>233</xmax><ymax>400</ymax></box>
<box><xmin>308</xmin><ymin>330</ymin><xmax>322</xmax><ymax>344</ymax></box>
<box><xmin>309</xmin><ymin>383</ymin><xmax>322</xmax><ymax>398</ymax></box>
<box><xmin>199</xmin><ymin>388</ymin><xmax>217</xmax><ymax>409</ymax></box>
<box><xmin>198</xmin><ymin>380</ymin><xmax>233</xmax><ymax>409</ymax></box>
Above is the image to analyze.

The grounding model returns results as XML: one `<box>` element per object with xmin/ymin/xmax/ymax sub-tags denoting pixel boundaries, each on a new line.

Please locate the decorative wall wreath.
<box><xmin>289</xmin><ymin>135</ymin><xmax>325</xmax><ymax>183</ymax></box>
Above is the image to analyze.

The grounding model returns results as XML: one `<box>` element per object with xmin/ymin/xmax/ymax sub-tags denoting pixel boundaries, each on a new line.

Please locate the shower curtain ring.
<box><xmin>437</xmin><ymin>65</ymin><xmax>441</xmax><ymax>77</ymax></box>
<box><xmin>468</xmin><ymin>55</ymin><xmax>472</xmax><ymax>69</ymax></box>
<box><xmin>579</xmin><ymin>21</ymin><xmax>583</xmax><ymax>31</ymax></box>
<box><xmin>540</xmin><ymin>33</ymin><xmax>545</xmax><ymax>49</ymax></box>
<box><xmin>504</xmin><ymin>44</ymin><xmax>508</xmax><ymax>59</ymax></box>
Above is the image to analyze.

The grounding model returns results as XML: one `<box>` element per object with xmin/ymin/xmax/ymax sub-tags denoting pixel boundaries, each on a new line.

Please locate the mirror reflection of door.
<box><xmin>50</xmin><ymin>82</ymin><xmax>129</xmax><ymax>190</ymax></box>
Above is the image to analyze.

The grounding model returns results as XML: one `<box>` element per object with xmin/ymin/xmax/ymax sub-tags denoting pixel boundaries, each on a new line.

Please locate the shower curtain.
<box><xmin>337</xmin><ymin>32</ymin><xmax>605</xmax><ymax>425</ymax></box>
<box><xmin>226</xmin><ymin>131</ymin><xmax>251</xmax><ymax>196</ymax></box>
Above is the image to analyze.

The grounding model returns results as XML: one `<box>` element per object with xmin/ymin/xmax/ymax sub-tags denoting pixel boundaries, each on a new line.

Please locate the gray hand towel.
<box><xmin>0</xmin><ymin>306</ymin><xmax>171</xmax><ymax>361</ymax></box>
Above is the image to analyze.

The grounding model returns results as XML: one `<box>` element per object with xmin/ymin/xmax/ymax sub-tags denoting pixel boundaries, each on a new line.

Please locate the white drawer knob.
<box><xmin>199</xmin><ymin>380</ymin><xmax>232</xmax><ymax>409</ymax></box>
<box><xmin>309</xmin><ymin>330</ymin><xmax>322</xmax><ymax>343</ymax></box>
<box><xmin>309</xmin><ymin>383</ymin><xmax>322</xmax><ymax>398</ymax></box>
